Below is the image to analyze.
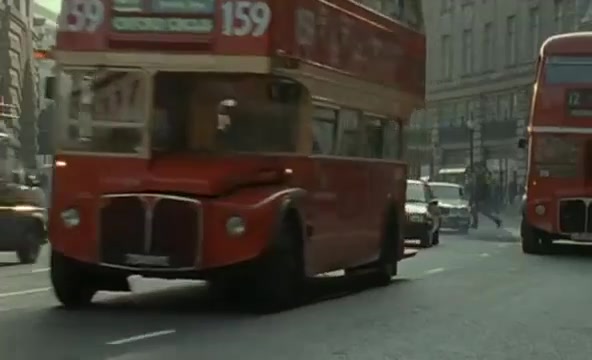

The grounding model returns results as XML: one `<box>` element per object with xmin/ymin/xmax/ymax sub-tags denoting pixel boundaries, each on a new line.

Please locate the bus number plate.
<box><xmin>125</xmin><ymin>254</ymin><xmax>170</xmax><ymax>266</ymax></box>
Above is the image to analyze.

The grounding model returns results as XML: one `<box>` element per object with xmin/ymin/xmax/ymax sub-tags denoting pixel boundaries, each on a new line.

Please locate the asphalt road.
<box><xmin>1</xmin><ymin>217</ymin><xmax>591</xmax><ymax>360</ymax></box>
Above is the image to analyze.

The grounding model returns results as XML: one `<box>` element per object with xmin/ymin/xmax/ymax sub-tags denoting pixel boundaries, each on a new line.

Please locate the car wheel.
<box><xmin>419</xmin><ymin>229</ymin><xmax>433</xmax><ymax>248</ymax></box>
<box><xmin>16</xmin><ymin>227</ymin><xmax>43</xmax><ymax>264</ymax></box>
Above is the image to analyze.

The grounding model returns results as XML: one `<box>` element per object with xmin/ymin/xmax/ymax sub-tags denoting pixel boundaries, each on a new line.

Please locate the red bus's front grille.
<box><xmin>99</xmin><ymin>195</ymin><xmax>201</xmax><ymax>269</ymax></box>
<box><xmin>100</xmin><ymin>197</ymin><xmax>146</xmax><ymax>265</ymax></box>
<box><xmin>151</xmin><ymin>198</ymin><xmax>200</xmax><ymax>268</ymax></box>
<box><xmin>559</xmin><ymin>200</ymin><xmax>587</xmax><ymax>233</ymax></box>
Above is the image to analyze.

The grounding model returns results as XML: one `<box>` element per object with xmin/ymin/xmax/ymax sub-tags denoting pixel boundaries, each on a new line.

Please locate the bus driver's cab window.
<box><xmin>151</xmin><ymin>72</ymin><xmax>192</xmax><ymax>151</ymax></box>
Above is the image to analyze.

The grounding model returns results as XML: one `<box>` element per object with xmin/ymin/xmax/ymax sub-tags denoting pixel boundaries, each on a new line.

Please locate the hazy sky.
<box><xmin>39</xmin><ymin>0</ymin><xmax>61</xmax><ymax>12</ymax></box>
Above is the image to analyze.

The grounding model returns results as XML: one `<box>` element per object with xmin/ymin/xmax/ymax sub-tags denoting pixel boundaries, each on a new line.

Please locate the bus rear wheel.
<box><xmin>50</xmin><ymin>251</ymin><xmax>98</xmax><ymax>309</ymax></box>
<box><xmin>370</xmin><ymin>213</ymin><xmax>399</xmax><ymax>286</ymax></box>
<box><xmin>521</xmin><ymin>218</ymin><xmax>551</xmax><ymax>255</ymax></box>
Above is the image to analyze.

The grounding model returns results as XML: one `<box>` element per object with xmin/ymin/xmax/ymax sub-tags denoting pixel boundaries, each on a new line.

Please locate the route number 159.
<box><xmin>221</xmin><ymin>0</ymin><xmax>272</xmax><ymax>37</ymax></box>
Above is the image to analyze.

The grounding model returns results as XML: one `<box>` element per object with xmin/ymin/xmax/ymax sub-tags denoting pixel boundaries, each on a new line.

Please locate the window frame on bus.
<box><xmin>336</xmin><ymin>108</ymin><xmax>362</xmax><ymax>157</ymax></box>
<box><xmin>53</xmin><ymin>65</ymin><xmax>152</xmax><ymax>158</ymax></box>
<box><xmin>311</xmin><ymin>103</ymin><xmax>339</xmax><ymax>155</ymax></box>
<box><xmin>363</xmin><ymin>112</ymin><xmax>387</xmax><ymax>159</ymax></box>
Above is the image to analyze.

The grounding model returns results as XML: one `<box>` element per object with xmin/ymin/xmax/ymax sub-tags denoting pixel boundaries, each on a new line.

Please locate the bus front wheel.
<box><xmin>250</xmin><ymin>216</ymin><xmax>305</xmax><ymax>313</ymax></box>
<box><xmin>50</xmin><ymin>251</ymin><xmax>98</xmax><ymax>309</ymax></box>
<box><xmin>521</xmin><ymin>218</ymin><xmax>551</xmax><ymax>255</ymax></box>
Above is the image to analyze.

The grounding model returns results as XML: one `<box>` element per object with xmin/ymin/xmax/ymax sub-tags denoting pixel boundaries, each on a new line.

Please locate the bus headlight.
<box><xmin>535</xmin><ymin>204</ymin><xmax>546</xmax><ymax>216</ymax></box>
<box><xmin>61</xmin><ymin>208</ymin><xmax>80</xmax><ymax>228</ymax></box>
<box><xmin>226</xmin><ymin>216</ymin><xmax>246</xmax><ymax>236</ymax></box>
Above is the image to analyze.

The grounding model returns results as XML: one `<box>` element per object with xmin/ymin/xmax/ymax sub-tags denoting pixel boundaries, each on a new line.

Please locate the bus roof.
<box><xmin>541</xmin><ymin>32</ymin><xmax>592</xmax><ymax>56</ymax></box>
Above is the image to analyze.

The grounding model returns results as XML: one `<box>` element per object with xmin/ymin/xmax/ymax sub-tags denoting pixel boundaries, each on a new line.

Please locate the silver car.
<box><xmin>428</xmin><ymin>182</ymin><xmax>472</xmax><ymax>234</ymax></box>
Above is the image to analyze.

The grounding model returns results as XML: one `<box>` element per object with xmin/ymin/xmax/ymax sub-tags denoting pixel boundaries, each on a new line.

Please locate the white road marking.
<box><xmin>0</xmin><ymin>287</ymin><xmax>51</xmax><ymax>299</ymax></box>
<box><xmin>31</xmin><ymin>268</ymin><xmax>49</xmax><ymax>273</ymax></box>
<box><xmin>480</xmin><ymin>253</ymin><xmax>490</xmax><ymax>257</ymax></box>
<box><xmin>424</xmin><ymin>267</ymin><xmax>445</xmax><ymax>275</ymax></box>
<box><xmin>106</xmin><ymin>329</ymin><xmax>176</xmax><ymax>345</ymax></box>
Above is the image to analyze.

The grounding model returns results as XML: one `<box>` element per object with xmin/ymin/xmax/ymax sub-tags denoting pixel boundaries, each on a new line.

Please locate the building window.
<box><xmin>555</xmin><ymin>0</ymin><xmax>564</xmax><ymax>32</ymax></box>
<box><xmin>462</xmin><ymin>29</ymin><xmax>473</xmax><ymax>75</ymax></box>
<box><xmin>506</xmin><ymin>15</ymin><xmax>517</xmax><ymax>66</ymax></box>
<box><xmin>528</xmin><ymin>7</ymin><xmax>540</xmax><ymax>60</ymax></box>
<box><xmin>441</xmin><ymin>0</ymin><xmax>453</xmax><ymax>13</ymax></box>
<box><xmin>482</xmin><ymin>22</ymin><xmax>494</xmax><ymax>71</ymax></box>
<box><xmin>441</xmin><ymin>34</ymin><xmax>453</xmax><ymax>80</ymax></box>
<box><xmin>555</xmin><ymin>0</ymin><xmax>576</xmax><ymax>33</ymax></box>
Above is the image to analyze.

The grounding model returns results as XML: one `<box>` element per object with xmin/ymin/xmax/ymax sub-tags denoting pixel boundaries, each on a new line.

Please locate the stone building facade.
<box><xmin>32</xmin><ymin>2</ymin><xmax>57</xmax><ymax>162</ymax></box>
<box><xmin>421</xmin><ymin>0</ymin><xmax>592</xmax><ymax>189</ymax></box>
<box><xmin>0</xmin><ymin>0</ymin><xmax>39</xmax><ymax>176</ymax></box>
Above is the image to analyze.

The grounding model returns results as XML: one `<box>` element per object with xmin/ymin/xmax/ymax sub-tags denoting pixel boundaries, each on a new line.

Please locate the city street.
<box><xmin>0</xmin><ymin>217</ymin><xmax>591</xmax><ymax>359</ymax></box>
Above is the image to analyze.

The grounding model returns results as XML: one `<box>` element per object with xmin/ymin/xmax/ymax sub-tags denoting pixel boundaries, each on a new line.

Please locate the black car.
<box><xmin>0</xmin><ymin>174</ymin><xmax>47</xmax><ymax>264</ymax></box>
<box><xmin>404</xmin><ymin>180</ymin><xmax>441</xmax><ymax>248</ymax></box>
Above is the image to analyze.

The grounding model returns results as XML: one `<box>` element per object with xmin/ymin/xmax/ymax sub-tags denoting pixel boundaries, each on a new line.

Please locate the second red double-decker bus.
<box><xmin>520</xmin><ymin>32</ymin><xmax>592</xmax><ymax>254</ymax></box>
<box><xmin>46</xmin><ymin>0</ymin><xmax>425</xmax><ymax>311</ymax></box>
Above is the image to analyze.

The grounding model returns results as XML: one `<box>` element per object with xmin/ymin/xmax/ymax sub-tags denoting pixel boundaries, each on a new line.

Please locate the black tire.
<box><xmin>50</xmin><ymin>251</ymin><xmax>98</xmax><ymax>309</ymax></box>
<box><xmin>249</xmin><ymin>218</ymin><xmax>304</xmax><ymax>313</ymax></box>
<box><xmin>419</xmin><ymin>229</ymin><xmax>432</xmax><ymax>248</ymax></box>
<box><xmin>432</xmin><ymin>230</ymin><xmax>440</xmax><ymax>245</ymax></box>
<box><xmin>521</xmin><ymin>217</ymin><xmax>550</xmax><ymax>255</ymax></box>
<box><xmin>16</xmin><ymin>227</ymin><xmax>42</xmax><ymax>264</ymax></box>
<box><xmin>459</xmin><ymin>226</ymin><xmax>469</xmax><ymax>235</ymax></box>
<box><xmin>369</xmin><ymin>213</ymin><xmax>399</xmax><ymax>286</ymax></box>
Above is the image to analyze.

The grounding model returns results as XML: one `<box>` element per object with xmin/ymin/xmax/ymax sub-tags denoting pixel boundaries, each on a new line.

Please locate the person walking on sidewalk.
<box><xmin>469</xmin><ymin>165</ymin><xmax>502</xmax><ymax>229</ymax></box>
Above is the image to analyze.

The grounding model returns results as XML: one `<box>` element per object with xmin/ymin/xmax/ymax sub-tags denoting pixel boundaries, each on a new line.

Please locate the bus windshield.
<box><xmin>151</xmin><ymin>72</ymin><xmax>299</xmax><ymax>154</ymax></box>
<box><xmin>406</xmin><ymin>182</ymin><xmax>427</xmax><ymax>203</ymax></box>
<box><xmin>56</xmin><ymin>68</ymin><xmax>300</xmax><ymax>156</ymax></box>
<box><xmin>430</xmin><ymin>184</ymin><xmax>464</xmax><ymax>200</ymax></box>
<box><xmin>544</xmin><ymin>56</ymin><xmax>592</xmax><ymax>84</ymax></box>
<box><xmin>57</xmin><ymin>68</ymin><xmax>148</xmax><ymax>154</ymax></box>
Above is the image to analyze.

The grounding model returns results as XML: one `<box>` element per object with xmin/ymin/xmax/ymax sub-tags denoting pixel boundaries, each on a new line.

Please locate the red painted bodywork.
<box><xmin>51</xmin><ymin>0</ymin><xmax>423</xmax><ymax>276</ymax></box>
<box><xmin>51</xmin><ymin>154</ymin><xmax>407</xmax><ymax>274</ymax></box>
<box><xmin>525</xmin><ymin>33</ymin><xmax>592</xmax><ymax>235</ymax></box>
<box><xmin>56</xmin><ymin>0</ymin><xmax>425</xmax><ymax>97</ymax></box>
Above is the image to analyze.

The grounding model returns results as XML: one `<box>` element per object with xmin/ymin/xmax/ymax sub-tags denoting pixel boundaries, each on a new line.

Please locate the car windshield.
<box><xmin>430</xmin><ymin>184</ymin><xmax>464</xmax><ymax>200</ymax></box>
<box><xmin>406</xmin><ymin>182</ymin><xmax>426</xmax><ymax>202</ymax></box>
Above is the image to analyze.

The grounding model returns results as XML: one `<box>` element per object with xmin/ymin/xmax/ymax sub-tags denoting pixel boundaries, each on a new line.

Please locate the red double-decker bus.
<box><xmin>46</xmin><ymin>0</ymin><xmax>425</xmax><ymax>311</ymax></box>
<box><xmin>520</xmin><ymin>32</ymin><xmax>592</xmax><ymax>254</ymax></box>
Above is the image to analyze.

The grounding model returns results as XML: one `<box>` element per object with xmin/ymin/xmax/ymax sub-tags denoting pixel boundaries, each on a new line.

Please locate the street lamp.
<box><xmin>466</xmin><ymin>114</ymin><xmax>475</xmax><ymax>175</ymax></box>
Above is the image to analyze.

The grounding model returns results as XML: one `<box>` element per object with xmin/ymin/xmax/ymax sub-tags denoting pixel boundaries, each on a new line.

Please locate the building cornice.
<box><xmin>427</xmin><ymin>65</ymin><xmax>535</xmax><ymax>102</ymax></box>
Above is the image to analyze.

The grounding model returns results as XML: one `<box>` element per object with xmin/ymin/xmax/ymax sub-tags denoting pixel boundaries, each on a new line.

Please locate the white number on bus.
<box><xmin>221</xmin><ymin>0</ymin><xmax>271</xmax><ymax>37</ymax></box>
<box><xmin>60</xmin><ymin>0</ymin><xmax>105</xmax><ymax>33</ymax></box>
<box><xmin>569</xmin><ymin>92</ymin><xmax>581</xmax><ymax>107</ymax></box>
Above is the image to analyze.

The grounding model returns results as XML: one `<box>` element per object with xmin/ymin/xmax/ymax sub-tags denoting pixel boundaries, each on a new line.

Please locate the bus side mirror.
<box><xmin>518</xmin><ymin>138</ymin><xmax>527</xmax><ymax>149</ymax></box>
<box><xmin>45</xmin><ymin>76</ymin><xmax>55</xmax><ymax>99</ymax></box>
